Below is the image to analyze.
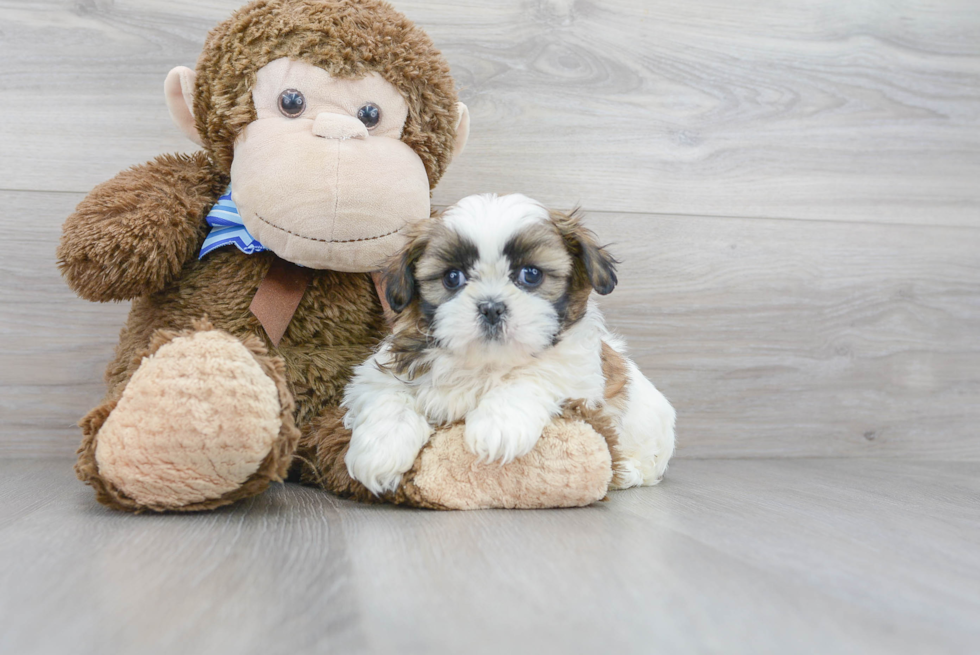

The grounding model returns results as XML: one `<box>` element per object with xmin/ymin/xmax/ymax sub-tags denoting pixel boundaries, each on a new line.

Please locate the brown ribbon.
<box><xmin>250</xmin><ymin>259</ymin><xmax>394</xmax><ymax>346</ymax></box>
<box><xmin>250</xmin><ymin>257</ymin><xmax>313</xmax><ymax>347</ymax></box>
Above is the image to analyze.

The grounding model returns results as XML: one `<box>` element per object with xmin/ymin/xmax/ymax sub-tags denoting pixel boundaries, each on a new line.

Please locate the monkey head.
<box><xmin>163</xmin><ymin>0</ymin><xmax>469</xmax><ymax>271</ymax></box>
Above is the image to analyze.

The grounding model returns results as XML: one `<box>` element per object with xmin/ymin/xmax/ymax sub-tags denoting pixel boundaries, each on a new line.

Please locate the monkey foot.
<box><xmin>299</xmin><ymin>402</ymin><xmax>617</xmax><ymax>510</ymax></box>
<box><xmin>82</xmin><ymin>327</ymin><xmax>299</xmax><ymax>512</ymax></box>
<box><xmin>402</xmin><ymin>410</ymin><xmax>615</xmax><ymax>510</ymax></box>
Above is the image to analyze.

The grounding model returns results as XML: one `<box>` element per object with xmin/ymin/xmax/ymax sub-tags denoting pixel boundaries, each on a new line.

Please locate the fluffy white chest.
<box><xmin>410</xmin><ymin>314</ymin><xmax>608</xmax><ymax>425</ymax></box>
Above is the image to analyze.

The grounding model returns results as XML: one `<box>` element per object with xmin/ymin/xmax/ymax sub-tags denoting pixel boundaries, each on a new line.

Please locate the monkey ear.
<box><xmin>554</xmin><ymin>209</ymin><xmax>619</xmax><ymax>296</ymax></box>
<box><xmin>452</xmin><ymin>102</ymin><xmax>470</xmax><ymax>159</ymax></box>
<box><xmin>383</xmin><ymin>236</ymin><xmax>428</xmax><ymax>313</ymax></box>
<box><xmin>164</xmin><ymin>66</ymin><xmax>203</xmax><ymax>146</ymax></box>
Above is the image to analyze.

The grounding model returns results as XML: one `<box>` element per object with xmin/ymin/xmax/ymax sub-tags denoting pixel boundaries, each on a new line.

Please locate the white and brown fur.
<box><xmin>342</xmin><ymin>193</ymin><xmax>676</xmax><ymax>495</ymax></box>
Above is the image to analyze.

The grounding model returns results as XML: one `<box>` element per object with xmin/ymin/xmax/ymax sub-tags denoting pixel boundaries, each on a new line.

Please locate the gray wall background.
<box><xmin>1</xmin><ymin>0</ymin><xmax>978</xmax><ymax>459</ymax></box>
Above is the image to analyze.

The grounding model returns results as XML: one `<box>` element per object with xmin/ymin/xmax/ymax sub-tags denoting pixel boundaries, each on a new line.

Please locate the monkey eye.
<box><xmin>356</xmin><ymin>103</ymin><xmax>381</xmax><ymax>129</ymax></box>
<box><xmin>443</xmin><ymin>269</ymin><xmax>467</xmax><ymax>290</ymax></box>
<box><xmin>278</xmin><ymin>89</ymin><xmax>306</xmax><ymax>117</ymax></box>
<box><xmin>517</xmin><ymin>266</ymin><xmax>543</xmax><ymax>288</ymax></box>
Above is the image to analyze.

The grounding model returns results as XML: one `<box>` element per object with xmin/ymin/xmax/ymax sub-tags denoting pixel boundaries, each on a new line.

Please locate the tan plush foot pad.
<box><xmin>94</xmin><ymin>330</ymin><xmax>283</xmax><ymax>508</ymax></box>
<box><xmin>406</xmin><ymin>417</ymin><xmax>614</xmax><ymax>510</ymax></box>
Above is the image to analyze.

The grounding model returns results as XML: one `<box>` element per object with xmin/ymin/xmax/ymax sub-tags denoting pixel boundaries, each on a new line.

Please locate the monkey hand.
<box><xmin>58</xmin><ymin>152</ymin><xmax>225</xmax><ymax>302</ymax></box>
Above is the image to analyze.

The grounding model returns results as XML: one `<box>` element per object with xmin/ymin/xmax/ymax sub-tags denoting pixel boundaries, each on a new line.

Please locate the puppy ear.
<box><xmin>383</xmin><ymin>233</ymin><xmax>428</xmax><ymax>313</ymax></box>
<box><xmin>552</xmin><ymin>208</ymin><xmax>619</xmax><ymax>295</ymax></box>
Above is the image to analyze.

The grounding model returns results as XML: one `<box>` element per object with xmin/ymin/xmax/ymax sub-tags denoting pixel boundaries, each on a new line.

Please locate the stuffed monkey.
<box><xmin>57</xmin><ymin>0</ymin><xmax>617</xmax><ymax>512</ymax></box>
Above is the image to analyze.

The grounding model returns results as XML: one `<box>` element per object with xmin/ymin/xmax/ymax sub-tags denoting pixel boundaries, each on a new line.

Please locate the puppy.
<box><xmin>342</xmin><ymin>193</ymin><xmax>676</xmax><ymax>495</ymax></box>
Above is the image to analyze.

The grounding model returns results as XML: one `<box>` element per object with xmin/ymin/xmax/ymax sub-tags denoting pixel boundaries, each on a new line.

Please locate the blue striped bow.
<box><xmin>199</xmin><ymin>186</ymin><xmax>267</xmax><ymax>259</ymax></box>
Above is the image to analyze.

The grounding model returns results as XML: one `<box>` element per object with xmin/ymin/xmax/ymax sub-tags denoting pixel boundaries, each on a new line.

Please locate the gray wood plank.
<box><xmin>599</xmin><ymin>211</ymin><xmax>980</xmax><ymax>459</ymax></box>
<box><xmin>0</xmin><ymin>189</ymin><xmax>129</xmax><ymax>455</ymax></box>
<box><xmin>1</xmin><ymin>1</ymin><xmax>978</xmax><ymax>225</ymax></box>
<box><xmin>5</xmin><ymin>190</ymin><xmax>978</xmax><ymax>458</ymax></box>
<box><xmin>1</xmin><ymin>458</ymin><xmax>977</xmax><ymax>655</ymax></box>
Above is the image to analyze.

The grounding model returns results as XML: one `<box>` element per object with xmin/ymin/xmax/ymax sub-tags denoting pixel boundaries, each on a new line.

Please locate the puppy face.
<box><xmin>383</xmin><ymin>194</ymin><xmax>617</xmax><ymax>374</ymax></box>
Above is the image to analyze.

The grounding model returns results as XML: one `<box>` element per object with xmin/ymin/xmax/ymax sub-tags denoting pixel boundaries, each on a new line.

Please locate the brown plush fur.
<box><xmin>107</xmin><ymin>248</ymin><xmax>386</xmax><ymax>437</ymax></box>
<box><xmin>57</xmin><ymin>152</ymin><xmax>226</xmax><ymax>302</ymax></box>
<box><xmin>59</xmin><ymin>0</ymin><xmax>616</xmax><ymax>512</ymax></box>
<box><xmin>59</xmin><ymin>1</ymin><xmax>436</xmax><ymax>512</ymax></box>
<box><xmin>61</xmin><ymin>149</ymin><xmax>386</xmax><ymax>512</ymax></box>
<box><xmin>195</xmin><ymin>0</ymin><xmax>460</xmax><ymax>187</ymax></box>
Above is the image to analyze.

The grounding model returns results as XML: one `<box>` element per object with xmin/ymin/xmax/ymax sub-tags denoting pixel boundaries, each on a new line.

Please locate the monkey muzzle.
<box><xmin>229</xmin><ymin>115</ymin><xmax>431</xmax><ymax>272</ymax></box>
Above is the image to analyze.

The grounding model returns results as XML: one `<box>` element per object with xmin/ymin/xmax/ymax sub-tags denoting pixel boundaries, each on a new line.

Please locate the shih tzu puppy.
<box><xmin>342</xmin><ymin>193</ymin><xmax>676</xmax><ymax>495</ymax></box>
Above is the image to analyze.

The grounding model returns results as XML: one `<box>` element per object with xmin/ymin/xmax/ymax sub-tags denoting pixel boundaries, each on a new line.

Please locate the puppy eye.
<box><xmin>443</xmin><ymin>269</ymin><xmax>467</xmax><ymax>290</ymax></box>
<box><xmin>517</xmin><ymin>266</ymin><xmax>543</xmax><ymax>287</ymax></box>
<box><xmin>357</xmin><ymin>103</ymin><xmax>381</xmax><ymax>129</ymax></box>
<box><xmin>278</xmin><ymin>89</ymin><xmax>306</xmax><ymax>117</ymax></box>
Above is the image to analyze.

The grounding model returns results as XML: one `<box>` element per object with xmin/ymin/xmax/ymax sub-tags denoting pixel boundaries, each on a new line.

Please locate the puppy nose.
<box><xmin>312</xmin><ymin>113</ymin><xmax>368</xmax><ymax>140</ymax></box>
<box><xmin>478</xmin><ymin>301</ymin><xmax>507</xmax><ymax>326</ymax></box>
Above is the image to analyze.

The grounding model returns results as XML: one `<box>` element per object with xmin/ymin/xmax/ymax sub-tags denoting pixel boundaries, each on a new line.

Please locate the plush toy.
<box><xmin>56</xmin><ymin>0</ymin><xmax>624</xmax><ymax>513</ymax></box>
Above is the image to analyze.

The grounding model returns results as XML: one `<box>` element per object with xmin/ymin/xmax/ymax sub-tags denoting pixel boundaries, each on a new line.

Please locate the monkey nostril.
<box><xmin>312</xmin><ymin>113</ymin><xmax>369</xmax><ymax>140</ymax></box>
<box><xmin>478</xmin><ymin>301</ymin><xmax>507</xmax><ymax>326</ymax></box>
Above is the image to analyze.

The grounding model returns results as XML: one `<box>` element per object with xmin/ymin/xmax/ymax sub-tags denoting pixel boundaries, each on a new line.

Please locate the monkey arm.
<box><xmin>57</xmin><ymin>152</ymin><xmax>226</xmax><ymax>302</ymax></box>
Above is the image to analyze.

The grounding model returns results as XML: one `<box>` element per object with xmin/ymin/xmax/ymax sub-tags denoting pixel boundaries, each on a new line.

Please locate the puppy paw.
<box><xmin>611</xmin><ymin>457</ymin><xmax>651</xmax><ymax>490</ymax></box>
<box><xmin>464</xmin><ymin>402</ymin><xmax>548</xmax><ymax>464</ymax></box>
<box><xmin>345</xmin><ymin>412</ymin><xmax>432</xmax><ymax>496</ymax></box>
<box><xmin>613</xmin><ymin>425</ymin><xmax>674</xmax><ymax>489</ymax></box>
<box><xmin>616</xmin><ymin>366</ymin><xmax>676</xmax><ymax>487</ymax></box>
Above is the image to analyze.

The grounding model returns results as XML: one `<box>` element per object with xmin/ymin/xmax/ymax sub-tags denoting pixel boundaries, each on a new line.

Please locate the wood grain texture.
<box><xmin>1</xmin><ymin>458</ymin><xmax>978</xmax><ymax>655</ymax></box>
<box><xmin>597</xmin><ymin>210</ymin><xmax>980</xmax><ymax>459</ymax></box>
<box><xmin>4</xmin><ymin>189</ymin><xmax>978</xmax><ymax>459</ymax></box>
<box><xmin>0</xmin><ymin>0</ymin><xmax>978</xmax><ymax>224</ymax></box>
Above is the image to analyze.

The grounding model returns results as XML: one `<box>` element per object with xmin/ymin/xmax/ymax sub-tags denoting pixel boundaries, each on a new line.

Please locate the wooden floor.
<box><xmin>1</xmin><ymin>458</ymin><xmax>978</xmax><ymax>655</ymax></box>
